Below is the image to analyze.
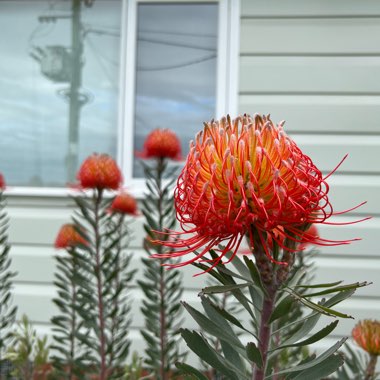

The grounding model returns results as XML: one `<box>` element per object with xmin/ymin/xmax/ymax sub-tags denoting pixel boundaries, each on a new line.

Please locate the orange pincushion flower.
<box><xmin>110</xmin><ymin>191</ymin><xmax>138</xmax><ymax>215</ymax></box>
<box><xmin>352</xmin><ymin>320</ymin><xmax>380</xmax><ymax>355</ymax></box>
<box><xmin>54</xmin><ymin>224</ymin><xmax>87</xmax><ymax>249</ymax></box>
<box><xmin>137</xmin><ymin>128</ymin><xmax>182</xmax><ymax>160</ymax></box>
<box><xmin>158</xmin><ymin>114</ymin><xmax>363</xmax><ymax>268</ymax></box>
<box><xmin>77</xmin><ymin>153</ymin><xmax>122</xmax><ymax>190</ymax></box>
<box><xmin>0</xmin><ymin>173</ymin><xmax>5</xmax><ymax>190</ymax></box>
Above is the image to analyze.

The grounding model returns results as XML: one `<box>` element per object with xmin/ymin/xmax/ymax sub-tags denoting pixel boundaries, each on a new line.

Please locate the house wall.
<box><xmin>4</xmin><ymin>0</ymin><xmax>380</xmax><ymax>366</ymax></box>
<box><xmin>239</xmin><ymin>0</ymin><xmax>380</xmax><ymax>348</ymax></box>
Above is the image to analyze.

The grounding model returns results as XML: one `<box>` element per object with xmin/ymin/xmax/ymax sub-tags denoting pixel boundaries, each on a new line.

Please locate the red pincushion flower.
<box><xmin>54</xmin><ymin>224</ymin><xmax>87</xmax><ymax>249</ymax></box>
<box><xmin>110</xmin><ymin>191</ymin><xmax>138</xmax><ymax>215</ymax></box>
<box><xmin>77</xmin><ymin>153</ymin><xmax>122</xmax><ymax>190</ymax></box>
<box><xmin>352</xmin><ymin>320</ymin><xmax>380</xmax><ymax>355</ymax></box>
<box><xmin>298</xmin><ymin>224</ymin><xmax>319</xmax><ymax>251</ymax></box>
<box><xmin>157</xmin><ymin>114</ymin><xmax>364</xmax><ymax>268</ymax></box>
<box><xmin>137</xmin><ymin>128</ymin><xmax>182</xmax><ymax>160</ymax></box>
<box><xmin>0</xmin><ymin>173</ymin><xmax>5</xmax><ymax>190</ymax></box>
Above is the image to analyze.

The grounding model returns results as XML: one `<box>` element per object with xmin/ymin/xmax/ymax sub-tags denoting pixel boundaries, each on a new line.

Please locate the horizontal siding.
<box><xmin>241</xmin><ymin>0</ymin><xmax>380</xmax><ymax>17</ymax></box>
<box><xmin>241</xmin><ymin>18</ymin><xmax>380</xmax><ymax>55</ymax></box>
<box><xmin>11</xmin><ymin>245</ymin><xmax>380</xmax><ymax>296</ymax></box>
<box><xmin>292</xmin><ymin>135</ymin><xmax>380</xmax><ymax>174</ymax></box>
<box><xmin>240</xmin><ymin>56</ymin><xmax>380</xmax><ymax>94</ymax></box>
<box><xmin>239</xmin><ymin>0</ymin><xmax>380</xmax><ymax>366</ymax></box>
<box><xmin>239</xmin><ymin>95</ymin><xmax>380</xmax><ymax>134</ymax></box>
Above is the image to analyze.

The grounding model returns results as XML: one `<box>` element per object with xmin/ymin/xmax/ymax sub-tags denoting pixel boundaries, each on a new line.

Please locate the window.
<box><xmin>0</xmin><ymin>0</ymin><xmax>122</xmax><ymax>189</ymax></box>
<box><xmin>0</xmin><ymin>0</ymin><xmax>239</xmax><ymax>195</ymax></box>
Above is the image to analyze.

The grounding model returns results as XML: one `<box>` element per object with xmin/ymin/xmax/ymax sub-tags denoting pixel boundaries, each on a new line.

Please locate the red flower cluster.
<box><xmin>352</xmin><ymin>320</ymin><xmax>380</xmax><ymax>355</ymax></box>
<box><xmin>137</xmin><ymin>128</ymin><xmax>182</xmax><ymax>160</ymax></box>
<box><xmin>77</xmin><ymin>153</ymin><xmax>122</xmax><ymax>190</ymax></box>
<box><xmin>110</xmin><ymin>191</ymin><xmax>138</xmax><ymax>215</ymax></box>
<box><xmin>0</xmin><ymin>173</ymin><xmax>5</xmax><ymax>190</ymax></box>
<box><xmin>157</xmin><ymin>114</ymin><xmax>363</xmax><ymax>268</ymax></box>
<box><xmin>54</xmin><ymin>224</ymin><xmax>87</xmax><ymax>249</ymax></box>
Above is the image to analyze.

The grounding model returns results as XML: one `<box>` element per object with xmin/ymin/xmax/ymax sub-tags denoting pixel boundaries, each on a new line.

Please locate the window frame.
<box><xmin>5</xmin><ymin>0</ymin><xmax>240</xmax><ymax>198</ymax></box>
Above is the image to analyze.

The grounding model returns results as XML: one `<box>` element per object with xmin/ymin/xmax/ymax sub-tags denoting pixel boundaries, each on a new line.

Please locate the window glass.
<box><xmin>133</xmin><ymin>2</ymin><xmax>218</xmax><ymax>177</ymax></box>
<box><xmin>0</xmin><ymin>0</ymin><xmax>121</xmax><ymax>187</ymax></box>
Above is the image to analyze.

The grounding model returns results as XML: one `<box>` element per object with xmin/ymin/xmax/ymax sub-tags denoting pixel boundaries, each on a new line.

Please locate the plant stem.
<box><xmin>365</xmin><ymin>354</ymin><xmax>378</xmax><ymax>380</ymax></box>
<box><xmin>157</xmin><ymin>158</ymin><xmax>168</xmax><ymax>380</ymax></box>
<box><xmin>94</xmin><ymin>189</ymin><xmax>107</xmax><ymax>380</ymax></box>
<box><xmin>69</xmin><ymin>248</ymin><xmax>77</xmax><ymax>380</ymax></box>
<box><xmin>108</xmin><ymin>214</ymin><xmax>124</xmax><ymax>370</ymax></box>
<box><xmin>254</xmin><ymin>285</ymin><xmax>277</xmax><ymax>380</ymax></box>
<box><xmin>251</xmin><ymin>231</ymin><xmax>279</xmax><ymax>380</ymax></box>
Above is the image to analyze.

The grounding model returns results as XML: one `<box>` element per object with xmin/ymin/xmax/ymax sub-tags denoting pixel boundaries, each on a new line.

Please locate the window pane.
<box><xmin>0</xmin><ymin>0</ymin><xmax>121</xmax><ymax>187</ymax></box>
<box><xmin>133</xmin><ymin>2</ymin><xmax>218</xmax><ymax>177</ymax></box>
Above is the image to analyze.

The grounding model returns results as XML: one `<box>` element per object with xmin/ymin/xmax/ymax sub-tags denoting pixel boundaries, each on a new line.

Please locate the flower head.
<box><xmin>110</xmin><ymin>191</ymin><xmax>138</xmax><ymax>215</ymax></box>
<box><xmin>137</xmin><ymin>128</ymin><xmax>182</xmax><ymax>160</ymax></box>
<box><xmin>352</xmin><ymin>320</ymin><xmax>380</xmax><ymax>355</ymax></box>
<box><xmin>54</xmin><ymin>224</ymin><xmax>87</xmax><ymax>249</ymax></box>
<box><xmin>0</xmin><ymin>173</ymin><xmax>5</xmax><ymax>190</ymax></box>
<box><xmin>157</xmin><ymin>114</ymin><xmax>362</xmax><ymax>269</ymax></box>
<box><xmin>77</xmin><ymin>153</ymin><xmax>122</xmax><ymax>190</ymax></box>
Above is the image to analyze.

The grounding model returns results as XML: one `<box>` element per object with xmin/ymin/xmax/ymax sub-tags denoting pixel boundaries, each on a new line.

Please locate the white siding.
<box><xmin>239</xmin><ymin>0</ymin><xmax>380</xmax><ymax>349</ymax></box>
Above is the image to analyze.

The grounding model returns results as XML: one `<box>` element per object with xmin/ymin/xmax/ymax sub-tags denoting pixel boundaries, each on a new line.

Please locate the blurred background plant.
<box><xmin>0</xmin><ymin>174</ymin><xmax>17</xmax><ymax>380</ymax></box>
<box><xmin>51</xmin><ymin>223</ymin><xmax>94</xmax><ymax>379</ymax></box>
<box><xmin>50</xmin><ymin>153</ymin><xmax>137</xmax><ymax>379</ymax></box>
<box><xmin>332</xmin><ymin>320</ymin><xmax>380</xmax><ymax>380</ymax></box>
<box><xmin>137</xmin><ymin>129</ymin><xmax>186</xmax><ymax>379</ymax></box>
<box><xmin>5</xmin><ymin>315</ymin><xmax>50</xmax><ymax>380</ymax></box>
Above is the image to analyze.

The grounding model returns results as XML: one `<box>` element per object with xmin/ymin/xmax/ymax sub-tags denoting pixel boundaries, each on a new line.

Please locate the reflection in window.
<box><xmin>133</xmin><ymin>2</ymin><xmax>218</xmax><ymax>177</ymax></box>
<box><xmin>0</xmin><ymin>0</ymin><xmax>121</xmax><ymax>187</ymax></box>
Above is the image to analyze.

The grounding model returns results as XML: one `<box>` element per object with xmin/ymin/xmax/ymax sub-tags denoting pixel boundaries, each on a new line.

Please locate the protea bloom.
<box><xmin>352</xmin><ymin>320</ymin><xmax>380</xmax><ymax>355</ymax></box>
<box><xmin>77</xmin><ymin>153</ymin><xmax>122</xmax><ymax>190</ymax></box>
<box><xmin>54</xmin><ymin>224</ymin><xmax>87</xmax><ymax>249</ymax></box>
<box><xmin>137</xmin><ymin>128</ymin><xmax>182</xmax><ymax>160</ymax></box>
<box><xmin>110</xmin><ymin>191</ymin><xmax>138</xmax><ymax>215</ymax></box>
<box><xmin>0</xmin><ymin>173</ymin><xmax>5</xmax><ymax>190</ymax></box>
<box><xmin>158</xmin><ymin>114</ymin><xmax>364</xmax><ymax>268</ymax></box>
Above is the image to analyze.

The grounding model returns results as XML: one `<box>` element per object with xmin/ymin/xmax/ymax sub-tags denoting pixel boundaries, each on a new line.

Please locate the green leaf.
<box><xmin>292</xmin><ymin>353</ymin><xmax>344</xmax><ymax>380</ymax></box>
<box><xmin>284</xmin><ymin>287</ymin><xmax>354</xmax><ymax>319</ymax></box>
<box><xmin>269</xmin><ymin>295</ymin><xmax>294</xmax><ymax>323</ymax></box>
<box><xmin>295</xmin><ymin>281</ymin><xmax>343</xmax><ymax>289</ymax></box>
<box><xmin>223</xmin><ymin>248</ymin><xmax>251</xmax><ymax>279</ymax></box>
<box><xmin>302</xmin><ymin>281</ymin><xmax>369</xmax><ymax>298</ymax></box>
<box><xmin>268</xmin><ymin>338</ymin><xmax>347</xmax><ymax>378</ymax></box>
<box><xmin>274</xmin><ymin>312</ymin><xmax>321</xmax><ymax>347</ymax></box>
<box><xmin>180</xmin><ymin>329</ymin><xmax>244</xmax><ymax>380</ymax></box>
<box><xmin>175</xmin><ymin>362</ymin><xmax>209</xmax><ymax>380</ymax></box>
<box><xmin>243</xmin><ymin>255</ymin><xmax>265</xmax><ymax>291</ymax></box>
<box><xmin>208</xmin><ymin>302</ymin><xmax>257</xmax><ymax>338</ymax></box>
<box><xmin>199</xmin><ymin>282</ymin><xmax>252</xmax><ymax>295</ymax></box>
<box><xmin>275</xmin><ymin>320</ymin><xmax>339</xmax><ymax>350</ymax></box>
<box><xmin>246</xmin><ymin>342</ymin><xmax>263</xmax><ymax>368</ymax></box>
<box><xmin>182</xmin><ymin>302</ymin><xmax>245</xmax><ymax>351</ymax></box>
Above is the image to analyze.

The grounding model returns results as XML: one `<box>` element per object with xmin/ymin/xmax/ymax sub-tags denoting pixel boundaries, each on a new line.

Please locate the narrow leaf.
<box><xmin>246</xmin><ymin>342</ymin><xmax>263</xmax><ymax>368</ymax></box>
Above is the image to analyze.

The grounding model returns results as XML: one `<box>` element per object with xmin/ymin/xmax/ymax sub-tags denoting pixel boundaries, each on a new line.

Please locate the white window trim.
<box><xmin>6</xmin><ymin>0</ymin><xmax>240</xmax><ymax>198</ymax></box>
